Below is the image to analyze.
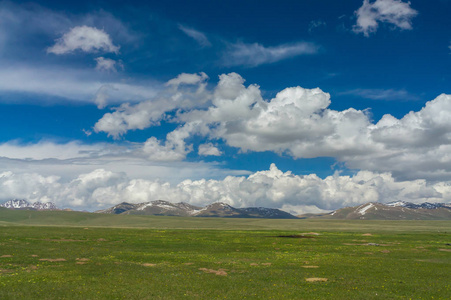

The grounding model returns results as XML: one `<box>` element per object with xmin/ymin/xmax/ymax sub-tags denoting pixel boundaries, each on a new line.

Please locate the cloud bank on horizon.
<box><xmin>0</xmin><ymin>0</ymin><xmax>450</xmax><ymax>214</ymax></box>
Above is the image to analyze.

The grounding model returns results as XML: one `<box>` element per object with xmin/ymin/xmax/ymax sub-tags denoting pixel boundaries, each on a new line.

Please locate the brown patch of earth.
<box><xmin>199</xmin><ymin>268</ymin><xmax>227</xmax><ymax>276</ymax></box>
<box><xmin>261</xmin><ymin>263</ymin><xmax>272</xmax><ymax>266</ymax></box>
<box><xmin>438</xmin><ymin>249</ymin><xmax>451</xmax><ymax>252</ymax></box>
<box><xmin>1</xmin><ymin>255</ymin><xmax>12</xmax><ymax>258</ymax></box>
<box><xmin>30</xmin><ymin>255</ymin><xmax>38</xmax><ymax>257</ymax></box>
<box><xmin>39</xmin><ymin>258</ymin><xmax>66</xmax><ymax>262</ymax></box>
<box><xmin>302</xmin><ymin>266</ymin><xmax>319</xmax><ymax>268</ymax></box>
<box><xmin>381</xmin><ymin>250</ymin><xmax>390</xmax><ymax>253</ymax></box>
<box><xmin>183</xmin><ymin>263</ymin><xmax>194</xmax><ymax>265</ymax></box>
<box><xmin>250</xmin><ymin>263</ymin><xmax>259</xmax><ymax>266</ymax></box>
<box><xmin>0</xmin><ymin>269</ymin><xmax>13</xmax><ymax>274</ymax></box>
<box><xmin>305</xmin><ymin>278</ymin><xmax>328</xmax><ymax>282</ymax></box>
<box><xmin>362</xmin><ymin>233</ymin><xmax>373</xmax><ymax>236</ymax></box>
<box><xmin>142</xmin><ymin>263</ymin><xmax>156</xmax><ymax>267</ymax></box>
<box><xmin>364</xmin><ymin>252</ymin><xmax>374</xmax><ymax>255</ymax></box>
<box><xmin>76</xmin><ymin>258</ymin><xmax>90</xmax><ymax>262</ymax></box>
<box><xmin>76</xmin><ymin>262</ymin><xmax>87</xmax><ymax>265</ymax></box>
<box><xmin>343</xmin><ymin>243</ymin><xmax>389</xmax><ymax>246</ymax></box>
<box><xmin>97</xmin><ymin>238</ymin><xmax>107</xmax><ymax>242</ymax></box>
<box><xmin>44</xmin><ymin>239</ymin><xmax>86</xmax><ymax>242</ymax></box>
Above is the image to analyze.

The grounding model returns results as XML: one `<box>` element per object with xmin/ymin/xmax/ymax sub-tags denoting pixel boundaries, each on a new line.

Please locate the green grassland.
<box><xmin>1</xmin><ymin>209</ymin><xmax>450</xmax><ymax>299</ymax></box>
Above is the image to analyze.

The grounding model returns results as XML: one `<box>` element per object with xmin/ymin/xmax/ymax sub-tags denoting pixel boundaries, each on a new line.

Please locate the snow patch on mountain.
<box><xmin>357</xmin><ymin>203</ymin><xmax>374</xmax><ymax>215</ymax></box>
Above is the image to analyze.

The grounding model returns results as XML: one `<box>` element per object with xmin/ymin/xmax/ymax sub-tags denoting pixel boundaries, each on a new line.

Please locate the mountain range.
<box><xmin>95</xmin><ymin>200</ymin><xmax>298</xmax><ymax>219</ymax></box>
<box><xmin>300</xmin><ymin>201</ymin><xmax>451</xmax><ymax>220</ymax></box>
<box><xmin>0</xmin><ymin>199</ymin><xmax>58</xmax><ymax>211</ymax></box>
<box><xmin>1</xmin><ymin>199</ymin><xmax>451</xmax><ymax>220</ymax></box>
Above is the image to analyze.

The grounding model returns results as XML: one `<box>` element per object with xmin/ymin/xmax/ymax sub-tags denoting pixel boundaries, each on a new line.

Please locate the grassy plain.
<box><xmin>0</xmin><ymin>209</ymin><xmax>450</xmax><ymax>299</ymax></box>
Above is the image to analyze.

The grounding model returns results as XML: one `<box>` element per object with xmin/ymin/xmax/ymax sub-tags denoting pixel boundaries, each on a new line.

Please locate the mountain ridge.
<box><xmin>1</xmin><ymin>199</ymin><xmax>451</xmax><ymax>220</ymax></box>
<box><xmin>0</xmin><ymin>199</ymin><xmax>58</xmax><ymax>211</ymax></box>
<box><xmin>299</xmin><ymin>201</ymin><xmax>451</xmax><ymax>220</ymax></box>
<box><xmin>96</xmin><ymin>200</ymin><xmax>298</xmax><ymax>219</ymax></box>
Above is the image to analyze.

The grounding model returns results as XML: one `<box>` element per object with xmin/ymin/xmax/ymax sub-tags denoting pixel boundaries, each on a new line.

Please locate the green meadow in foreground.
<box><xmin>0</xmin><ymin>210</ymin><xmax>450</xmax><ymax>299</ymax></box>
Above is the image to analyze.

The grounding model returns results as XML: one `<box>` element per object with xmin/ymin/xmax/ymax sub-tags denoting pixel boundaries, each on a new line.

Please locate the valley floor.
<box><xmin>0</xmin><ymin>219</ymin><xmax>450</xmax><ymax>299</ymax></box>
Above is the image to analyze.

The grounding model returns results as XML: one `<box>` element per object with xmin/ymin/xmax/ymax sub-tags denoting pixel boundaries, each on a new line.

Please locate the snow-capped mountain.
<box><xmin>386</xmin><ymin>201</ymin><xmax>451</xmax><ymax>210</ymax></box>
<box><xmin>308</xmin><ymin>201</ymin><xmax>451</xmax><ymax>220</ymax></box>
<box><xmin>0</xmin><ymin>199</ymin><xmax>58</xmax><ymax>210</ymax></box>
<box><xmin>96</xmin><ymin>200</ymin><xmax>298</xmax><ymax>219</ymax></box>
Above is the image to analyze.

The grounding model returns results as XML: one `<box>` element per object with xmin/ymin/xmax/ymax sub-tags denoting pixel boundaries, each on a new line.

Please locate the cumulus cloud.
<box><xmin>95</xmin><ymin>57</ymin><xmax>122</xmax><ymax>72</ymax></box>
<box><xmin>353</xmin><ymin>0</ymin><xmax>418</xmax><ymax>36</ymax></box>
<box><xmin>198</xmin><ymin>143</ymin><xmax>222</xmax><ymax>156</ymax></box>
<box><xmin>95</xmin><ymin>72</ymin><xmax>451</xmax><ymax>182</ymax></box>
<box><xmin>94</xmin><ymin>72</ymin><xmax>210</xmax><ymax>138</ymax></box>
<box><xmin>223</xmin><ymin>42</ymin><xmax>318</xmax><ymax>67</ymax></box>
<box><xmin>140</xmin><ymin>123</ymin><xmax>200</xmax><ymax>161</ymax></box>
<box><xmin>2</xmin><ymin>164</ymin><xmax>451</xmax><ymax>213</ymax></box>
<box><xmin>166</xmin><ymin>72</ymin><xmax>209</xmax><ymax>87</ymax></box>
<box><xmin>178</xmin><ymin>25</ymin><xmax>211</xmax><ymax>47</ymax></box>
<box><xmin>47</xmin><ymin>25</ymin><xmax>119</xmax><ymax>54</ymax></box>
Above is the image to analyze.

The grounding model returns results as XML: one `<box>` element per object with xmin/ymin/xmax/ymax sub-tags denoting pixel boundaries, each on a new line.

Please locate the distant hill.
<box><xmin>96</xmin><ymin>200</ymin><xmax>298</xmax><ymax>219</ymax></box>
<box><xmin>299</xmin><ymin>201</ymin><xmax>451</xmax><ymax>220</ymax></box>
<box><xmin>0</xmin><ymin>199</ymin><xmax>58</xmax><ymax>211</ymax></box>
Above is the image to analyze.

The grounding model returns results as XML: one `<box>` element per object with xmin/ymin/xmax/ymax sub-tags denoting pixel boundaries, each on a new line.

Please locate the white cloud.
<box><xmin>223</xmin><ymin>42</ymin><xmax>318</xmax><ymax>67</ymax></box>
<box><xmin>1</xmin><ymin>164</ymin><xmax>451</xmax><ymax>213</ymax></box>
<box><xmin>166</xmin><ymin>72</ymin><xmax>209</xmax><ymax>87</ymax></box>
<box><xmin>353</xmin><ymin>0</ymin><xmax>418</xmax><ymax>36</ymax></box>
<box><xmin>47</xmin><ymin>25</ymin><xmax>119</xmax><ymax>54</ymax></box>
<box><xmin>341</xmin><ymin>88</ymin><xmax>418</xmax><ymax>101</ymax></box>
<box><xmin>94</xmin><ymin>72</ymin><xmax>451</xmax><ymax>182</ymax></box>
<box><xmin>0</xmin><ymin>66</ymin><xmax>160</xmax><ymax>106</ymax></box>
<box><xmin>95</xmin><ymin>57</ymin><xmax>122</xmax><ymax>72</ymax></box>
<box><xmin>0</xmin><ymin>140</ymin><xmax>250</xmax><ymax>185</ymax></box>
<box><xmin>94</xmin><ymin>73</ymin><xmax>210</xmax><ymax>138</ymax></box>
<box><xmin>0</xmin><ymin>140</ymin><xmax>105</xmax><ymax>160</ymax></box>
<box><xmin>140</xmin><ymin>123</ymin><xmax>200</xmax><ymax>161</ymax></box>
<box><xmin>178</xmin><ymin>25</ymin><xmax>211</xmax><ymax>47</ymax></box>
<box><xmin>198</xmin><ymin>143</ymin><xmax>222</xmax><ymax>156</ymax></box>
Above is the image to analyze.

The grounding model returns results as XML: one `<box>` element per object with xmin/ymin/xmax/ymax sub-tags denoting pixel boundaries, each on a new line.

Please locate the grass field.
<box><xmin>1</xmin><ymin>210</ymin><xmax>450</xmax><ymax>299</ymax></box>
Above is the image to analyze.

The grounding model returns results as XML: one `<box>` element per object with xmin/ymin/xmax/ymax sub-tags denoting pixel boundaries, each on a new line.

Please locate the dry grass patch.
<box><xmin>76</xmin><ymin>258</ymin><xmax>90</xmax><ymax>261</ymax></box>
<box><xmin>142</xmin><ymin>263</ymin><xmax>156</xmax><ymax>267</ymax></box>
<box><xmin>305</xmin><ymin>277</ymin><xmax>328</xmax><ymax>282</ymax></box>
<box><xmin>39</xmin><ymin>258</ymin><xmax>66</xmax><ymax>262</ymax></box>
<box><xmin>302</xmin><ymin>266</ymin><xmax>319</xmax><ymax>268</ymax></box>
<box><xmin>44</xmin><ymin>239</ymin><xmax>85</xmax><ymax>242</ymax></box>
<box><xmin>199</xmin><ymin>268</ymin><xmax>228</xmax><ymax>276</ymax></box>
<box><xmin>0</xmin><ymin>255</ymin><xmax>12</xmax><ymax>258</ymax></box>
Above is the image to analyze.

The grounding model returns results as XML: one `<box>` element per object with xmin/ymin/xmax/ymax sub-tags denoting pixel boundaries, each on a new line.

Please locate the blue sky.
<box><xmin>0</xmin><ymin>0</ymin><xmax>450</xmax><ymax>213</ymax></box>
